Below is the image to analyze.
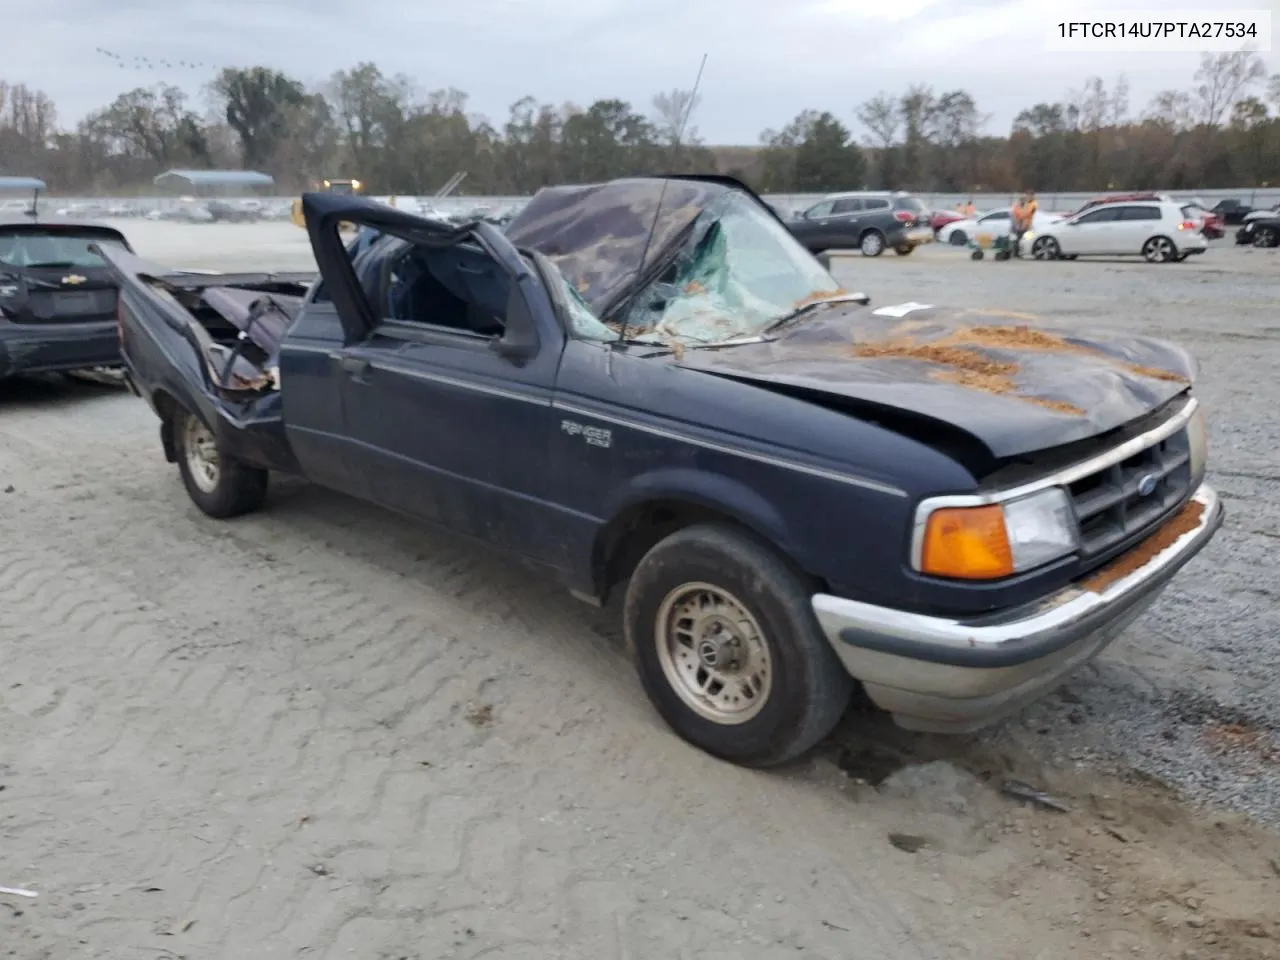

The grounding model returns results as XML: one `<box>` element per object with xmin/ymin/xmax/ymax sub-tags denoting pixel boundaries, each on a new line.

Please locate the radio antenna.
<box><xmin>616</xmin><ymin>53</ymin><xmax>708</xmax><ymax>347</ymax></box>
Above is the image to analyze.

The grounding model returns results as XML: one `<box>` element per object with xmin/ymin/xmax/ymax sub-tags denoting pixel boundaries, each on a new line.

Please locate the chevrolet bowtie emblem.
<box><xmin>62</xmin><ymin>274</ymin><xmax>87</xmax><ymax>285</ymax></box>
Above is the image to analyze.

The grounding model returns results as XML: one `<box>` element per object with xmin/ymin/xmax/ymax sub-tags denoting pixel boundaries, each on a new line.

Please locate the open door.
<box><xmin>295</xmin><ymin>191</ymin><xmax>575</xmax><ymax>569</ymax></box>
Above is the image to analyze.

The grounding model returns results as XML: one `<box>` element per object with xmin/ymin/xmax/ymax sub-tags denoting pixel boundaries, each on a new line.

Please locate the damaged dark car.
<box><xmin>100</xmin><ymin>175</ymin><xmax>1223</xmax><ymax>767</ymax></box>
<box><xmin>0</xmin><ymin>216</ymin><xmax>133</xmax><ymax>380</ymax></box>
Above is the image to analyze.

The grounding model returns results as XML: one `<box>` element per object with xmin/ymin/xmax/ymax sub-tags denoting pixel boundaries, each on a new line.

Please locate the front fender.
<box><xmin>599</xmin><ymin>465</ymin><xmax>808</xmax><ymax>569</ymax></box>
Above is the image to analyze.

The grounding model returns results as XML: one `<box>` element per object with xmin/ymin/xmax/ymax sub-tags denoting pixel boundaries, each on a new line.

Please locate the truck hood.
<box><xmin>673</xmin><ymin>302</ymin><xmax>1196</xmax><ymax>459</ymax></box>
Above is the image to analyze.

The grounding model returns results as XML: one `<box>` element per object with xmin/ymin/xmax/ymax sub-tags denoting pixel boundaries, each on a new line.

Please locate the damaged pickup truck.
<box><xmin>101</xmin><ymin>175</ymin><xmax>1224</xmax><ymax>767</ymax></box>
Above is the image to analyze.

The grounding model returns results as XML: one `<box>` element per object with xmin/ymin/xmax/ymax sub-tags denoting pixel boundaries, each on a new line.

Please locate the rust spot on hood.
<box><xmin>850</xmin><ymin>338</ymin><xmax>1085</xmax><ymax>416</ymax></box>
<box><xmin>1080</xmin><ymin>498</ymin><xmax>1205</xmax><ymax>594</ymax></box>
<box><xmin>940</xmin><ymin>325</ymin><xmax>1189</xmax><ymax>383</ymax></box>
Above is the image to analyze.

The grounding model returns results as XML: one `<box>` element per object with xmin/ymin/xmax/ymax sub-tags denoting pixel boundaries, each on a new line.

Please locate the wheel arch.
<box><xmin>590</xmin><ymin>472</ymin><xmax>820</xmax><ymax>604</ymax></box>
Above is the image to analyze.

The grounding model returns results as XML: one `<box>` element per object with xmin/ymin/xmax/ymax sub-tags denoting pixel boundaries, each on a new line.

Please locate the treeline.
<box><xmin>2</xmin><ymin>52</ymin><xmax>1278</xmax><ymax>196</ymax></box>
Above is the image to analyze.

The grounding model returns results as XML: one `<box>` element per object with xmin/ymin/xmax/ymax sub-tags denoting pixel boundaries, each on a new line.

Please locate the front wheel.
<box><xmin>174</xmin><ymin>408</ymin><xmax>269</xmax><ymax>518</ymax></box>
<box><xmin>1142</xmin><ymin>235</ymin><xmax>1177</xmax><ymax>263</ymax></box>
<box><xmin>860</xmin><ymin>230</ymin><xmax>886</xmax><ymax>257</ymax></box>
<box><xmin>1031</xmin><ymin>236</ymin><xmax>1061</xmax><ymax>260</ymax></box>
<box><xmin>948</xmin><ymin>230</ymin><xmax>968</xmax><ymax>246</ymax></box>
<box><xmin>624</xmin><ymin>524</ymin><xmax>854</xmax><ymax>767</ymax></box>
<box><xmin>1254</xmin><ymin>227</ymin><xmax>1278</xmax><ymax>247</ymax></box>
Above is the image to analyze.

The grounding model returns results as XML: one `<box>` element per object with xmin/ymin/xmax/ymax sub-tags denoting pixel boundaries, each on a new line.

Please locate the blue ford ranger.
<box><xmin>99</xmin><ymin>176</ymin><xmax>1223</xmax><ymax>767</ymax></box>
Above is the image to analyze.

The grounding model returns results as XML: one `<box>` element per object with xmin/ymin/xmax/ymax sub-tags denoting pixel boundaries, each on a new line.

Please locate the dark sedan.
<box><xmin>1235</xmin><ymin>215</ymin><xmax>1280</xmax><ymax>247</ymax></box>
<box><xmin>0</xmin><ymin>217</ymin><xmax>132</xmax><ymax>380</ymax></box>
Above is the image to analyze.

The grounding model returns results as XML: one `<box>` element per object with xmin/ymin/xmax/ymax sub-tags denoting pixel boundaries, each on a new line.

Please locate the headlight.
<box><xmin>1187</xmin><ymin>404</ymin><xmax>1207</xmax><ymax>485</ymax></box>
<box><xmin>915</xmin><ymin>487</ymin><xmax>1078</xmax><ymax>580</ymax></box>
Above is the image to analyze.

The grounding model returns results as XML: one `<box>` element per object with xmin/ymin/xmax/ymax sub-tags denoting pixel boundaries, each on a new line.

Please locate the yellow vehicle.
<box><xmin>291</xmin><ymin>178</ymin><xmax>363</xmax><ymax>230</ymax></box>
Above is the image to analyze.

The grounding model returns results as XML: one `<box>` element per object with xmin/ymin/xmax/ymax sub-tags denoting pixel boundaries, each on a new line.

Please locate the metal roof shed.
<box><xmin>0</xmin><ymin>176</ymin><xmax>47</xmax><ymax>192</ymax></box>
<box><xmin>0</xmin><ymin>177</ymin><xmax>46</xmax><ymax>217</ymax></box>
<box><xmin>153</xmin><ymin>169</ymin><xmax>276</xmax><ymax>197</ymax></box>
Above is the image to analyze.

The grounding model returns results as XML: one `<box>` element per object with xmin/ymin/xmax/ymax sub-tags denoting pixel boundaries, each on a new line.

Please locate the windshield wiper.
<box><xmin>762</xmin><ymin>292</ymin><xmax>870</xmax><ymax>335</ymax></box>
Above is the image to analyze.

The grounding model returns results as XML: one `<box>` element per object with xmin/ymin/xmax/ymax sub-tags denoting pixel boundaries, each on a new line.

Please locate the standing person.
<box><xmin>964</xmin><ymin>198</ymin><xmax>976</xmax><ymax>217</ymax></box>
<box><xmin>1011</xmin><ymin>190</ymin><xmax>1036</xmax><ymax>258</ymax></box>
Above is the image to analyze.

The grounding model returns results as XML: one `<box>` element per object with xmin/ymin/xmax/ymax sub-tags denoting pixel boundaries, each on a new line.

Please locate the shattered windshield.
<box><xmin>557</xmin><ymin>191</ymin><xmax>846</xmax><ymax>347</ymax></box>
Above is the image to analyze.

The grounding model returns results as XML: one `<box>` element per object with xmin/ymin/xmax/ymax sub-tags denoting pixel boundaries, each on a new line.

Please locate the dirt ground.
<box><xmin>1</xmin><ymin>229</ymin><xmax>1278</xmax><ymax>959</ymax></box>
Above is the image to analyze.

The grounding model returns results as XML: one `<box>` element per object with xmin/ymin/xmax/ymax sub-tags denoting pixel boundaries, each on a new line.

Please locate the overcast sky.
<box><xmin>11</xmin><ymin>0</ymin><xmax>1279</xmax><ymax>143</ymax></box>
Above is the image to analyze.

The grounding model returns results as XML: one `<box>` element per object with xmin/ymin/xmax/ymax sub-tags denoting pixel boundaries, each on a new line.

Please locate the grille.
<box><xmin>1068</xmin><ymin>425</ymin><xmax>1192</xmax><ymax>560</ymax></box>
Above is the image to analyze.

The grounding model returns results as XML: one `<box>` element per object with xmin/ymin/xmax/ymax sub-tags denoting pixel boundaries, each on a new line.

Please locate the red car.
<box><xmin>930</xmin><ymin>209</ymin><xmax>967</xmax><ymax>233</ymax></box>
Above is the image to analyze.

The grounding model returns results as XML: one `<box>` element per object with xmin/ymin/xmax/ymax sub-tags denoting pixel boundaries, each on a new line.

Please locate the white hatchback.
<box><xmin>1020</xmin><ymin>201</ymin><xmax>1208</xmax><ymax>263</ymax></box>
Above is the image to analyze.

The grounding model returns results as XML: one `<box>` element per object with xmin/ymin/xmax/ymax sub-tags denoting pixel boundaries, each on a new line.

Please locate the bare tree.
<box><xmin>1192</xmin><ymin>51</ymin><xmax>1267</xmax><ymax>127</ymax></box>
<box><xmin>854</xmin><ymin>92</ymin><xmax>900</xmax><ymax>147</ymax></box>
<box><xmin>1144</xmin><ymin>89</ymin><xmax>1195</xmax><ymax>130</ymax></box>
<box><xmin>650</xmin><ymin>88</ymin><xmax>702</xmax><ymax>147</ymax></box>
<box><xmin>1265</xmin><ymin>73</ymin><xmax>1280</xmax><ymax>111</ymax></box>
<box><xmin>1108</xmin><ymin>74</ymin><xmax>1130</xmax><ymax>126</ymax></box>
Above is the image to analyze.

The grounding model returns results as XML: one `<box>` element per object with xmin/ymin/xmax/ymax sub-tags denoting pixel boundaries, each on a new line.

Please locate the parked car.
<box><xmin>1242</xmin><ymin>203</ymin><xmax>1280</xmax><ymax>224</ymax></box>
<box><xmin>1067</xmin><ymin>193</ymin><xmax>1222</xmax><ymax>239</ymax></box>
<box><xmin>1235</xmin><ymin>215</ymin><xmax>1280</xmax><ymax>247</ymax></box>
<box><xmin>1211</xmin><ymin>198</ymin><xmax>1254</xmax><ymax>225</ymax></box>
<box><xmin>937</xmin><ymin>208</ymin><xmax>1064</xmax><ymax>246</ymax></box>
<box><xmin>1182</xmin><ymin>203</ymin><xmax>1225</xmax><ymax>239</ymax></box>
<box><xmin>785</xmin><ymin>191</ymin><xmax>934</xmax><ymax>257</ymax></box>
<box><xmin>1022</xmin><ymin>201</ymin><xmax>1208</xmax><ymax>263</ymax></box>
<box><xmin>0</xmin><ymin>215</ymin><xmax>133</xmax><ymax>380</ymax></box>
<box><xmin>101</xmin><ymin>175</ymin><xmax>1222</xmax><ymax>767</ymax></box>
<box><xmin>1069</xmin><ymin>192</ymin><xmax>1171</xmax><ymax>216</ymax></box>
<box><xmin>930</xmin><ymin>209</ymin><xmax>967</xmax><ymax>234</ymax></box>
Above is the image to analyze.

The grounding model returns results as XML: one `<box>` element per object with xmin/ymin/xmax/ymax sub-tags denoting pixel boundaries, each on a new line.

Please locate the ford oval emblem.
<box><xmin>1137</xmin><ymin>473</ymin><xmax>1158</xmax><ymax>497</ymax></box>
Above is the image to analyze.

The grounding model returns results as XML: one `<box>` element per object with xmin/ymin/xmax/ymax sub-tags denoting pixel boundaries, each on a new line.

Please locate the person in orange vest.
<box><xmin>1010</xmin><ymin>190</ymin><xmax>1037</xmax><ymax>257</ymax></box>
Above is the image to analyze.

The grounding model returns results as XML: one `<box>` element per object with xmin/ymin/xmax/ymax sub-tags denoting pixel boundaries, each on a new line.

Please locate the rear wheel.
<box><xmin>624</xmin><ymin>524</ymin><xmax>853</xmax><ymax>767</ymax></box>
<box><xmin>859</xmin><ymin>230</ymin><xmax>886</xmax><ymax>257</ymax></box>
<box><xmin>1142</xmin><ymin>235</ymin><xmax>1177</xmax><ymax>263</ymax></box>
<box><xmin>893</xmin><ymin>244</ymin><xmax>914</xmax><ymax>256</ymax></box>
<box><xmin>174</xmin><ymin>408</ymin><xmax>268</xmax><ymax>518</ymax></box>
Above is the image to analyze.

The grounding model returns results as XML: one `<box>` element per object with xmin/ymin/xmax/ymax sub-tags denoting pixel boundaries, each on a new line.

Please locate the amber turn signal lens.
<box><xmin>920</xmin><ymin>504</ymin><xmax>1014</xmax><ymax>579</ymax></box>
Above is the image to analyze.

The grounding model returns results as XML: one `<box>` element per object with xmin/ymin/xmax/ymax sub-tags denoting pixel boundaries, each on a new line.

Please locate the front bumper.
<box><xmin>0</xmin><ymin>320</ymin><xmax>120</xmax><ymax>379</ymax></box>
<box><xmin>811</xmin><ymin>483</ymin><xmax>1224</xmax><ymax>733</ymax></box>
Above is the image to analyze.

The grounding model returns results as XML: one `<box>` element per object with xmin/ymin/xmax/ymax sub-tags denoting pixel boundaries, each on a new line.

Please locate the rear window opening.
<box><xmin>0</xmin><ymin>229</ymin><xmax>128</xmax><ymax>269</ymax></box>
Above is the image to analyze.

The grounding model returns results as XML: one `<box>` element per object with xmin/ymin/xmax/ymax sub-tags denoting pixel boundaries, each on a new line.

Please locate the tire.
<box><xmin>1031</xmin><ymin>236</ymin><xmax>1060</xmax><ymax>260</ymax></box>
<box><xmin>623</xmin><ymin>523</ymin><xmax>854</xmax><ymax>767</ymax></box>
<box><xmin>1254</xmin><ymin>227</ymin><xmax>1278</xmax><ymax>248</ymax></box>
<box><xmin>859</xmin><ymin>230</ymin><xmax>885</xmax><ymax>257</ymax></box>
<box><xmin>970</xmin><ymin>249</ymin><xmax>984</xmax><ymax>260</ymax></box>
<box><xmin>949</xmin><ymin>230</ymin><xmax>968</xmax><ymax>246</ymax></box>
<box><xmin>1142</xmin><ymin>235</ymin><xmax>1177</xmax><ymax>263</ymax></box>
<box><xmin>893</xmin><ymin>245</ymin><xmax>914</xmax><ymax>256</ymax></box>
<box><xmin>173</xmin><ymin>407</ymin><xmax>269</xmax><ymax>519</ymax></box>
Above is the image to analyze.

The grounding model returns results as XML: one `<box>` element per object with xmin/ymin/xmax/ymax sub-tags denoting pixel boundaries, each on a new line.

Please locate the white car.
<box><xmin>1020</xmin><ymin>200</ymin><xmax>1207</xmax><ymax>263</ymax></box>
<box><xmin>938</xmin><ymin>208</ymin><xmax>1063</xmax><ymax>246</ymax></box>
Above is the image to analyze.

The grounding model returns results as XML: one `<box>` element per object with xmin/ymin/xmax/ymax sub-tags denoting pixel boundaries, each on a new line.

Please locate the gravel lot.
<box><xmin>1</xmin><ymin>223</ymin><xmax>1277</xmax><ymax>959</ymax></box>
